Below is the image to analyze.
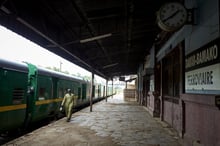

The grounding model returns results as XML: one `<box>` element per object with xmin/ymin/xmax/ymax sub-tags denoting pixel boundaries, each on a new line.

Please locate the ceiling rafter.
<box><xmin>0</xmin><ymin>0</ymin><xmax>166</xmax><ymax>78</ymax></box>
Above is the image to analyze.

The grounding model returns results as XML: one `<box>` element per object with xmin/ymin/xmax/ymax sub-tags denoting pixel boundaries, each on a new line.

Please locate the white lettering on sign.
<box><xmin>187</xmin><ymin>71</ymin><xmax>213</xmax><ymax>85</ymax></box>
<box><xmin>185</xmin><ymin>44</ymin><xmax>218</xmax><ymax>69</ymax></box>
<box><xmin>185</xmin><ymin>63</ymin><xmax>220</xmax><ymax>92</ymax></box>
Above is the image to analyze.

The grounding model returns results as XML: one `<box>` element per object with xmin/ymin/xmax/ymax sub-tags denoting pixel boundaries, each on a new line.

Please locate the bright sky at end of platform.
<box><xmin>0</xmin><ymin>25</ymin><xmax>91</xmax><ymax>77</ymax></box>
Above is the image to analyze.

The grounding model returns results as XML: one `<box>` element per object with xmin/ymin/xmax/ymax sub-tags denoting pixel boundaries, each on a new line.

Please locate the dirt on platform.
<box><xmin>5</xmin><ymin>119</ymin><xmax>118</xmax><ymax>146</ymax></box>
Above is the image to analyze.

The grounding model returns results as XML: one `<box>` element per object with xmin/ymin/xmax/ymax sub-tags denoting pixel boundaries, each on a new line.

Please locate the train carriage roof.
<box><xmin>0</xmin><ymin>58</ymin><xmax>89</xmax><ymax>84</ymax></box>
<box><xmin>37</xmin><ymin>65</ymin><xmax>88</xmax><ymax>84</ymax></box>
<box><xmin>0</xmin><ymin>58</ymin><xmax>28</xmax><ymax>73</ymax></box>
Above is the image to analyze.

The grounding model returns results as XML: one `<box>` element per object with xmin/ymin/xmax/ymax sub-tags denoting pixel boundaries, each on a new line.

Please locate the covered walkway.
<box><xmin>5</xmin><ymin>94</ymin><xmax>182</xmax><ymax>146</ymax></box>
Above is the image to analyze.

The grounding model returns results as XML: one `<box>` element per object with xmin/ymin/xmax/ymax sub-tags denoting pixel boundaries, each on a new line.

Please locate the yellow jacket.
<box><xmin>61</xmin><ymin>93</ymin><xmax>78</xmax><ymax>108</ymax></box>
<box><xmin>61</xmin><ymin>93</ymin><xmax>78</xmax><ymax>120</ymax></box>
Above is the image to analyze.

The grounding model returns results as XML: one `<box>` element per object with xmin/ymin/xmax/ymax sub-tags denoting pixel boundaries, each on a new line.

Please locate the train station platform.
<box><xmin>4</xmin><ymin>94</ymin><xmax>182</xmax><ymax>146</ymax></box>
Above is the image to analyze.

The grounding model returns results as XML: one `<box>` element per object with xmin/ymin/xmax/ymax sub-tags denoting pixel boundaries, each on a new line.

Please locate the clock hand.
<box><xmin>162</xmin><ymin>10</ymin><xmax>180</xmax><ymax>22</ymax></box>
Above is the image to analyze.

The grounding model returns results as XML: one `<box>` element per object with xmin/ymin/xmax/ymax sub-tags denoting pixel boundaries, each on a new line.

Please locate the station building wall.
<box><xmin>182</xmin><ymin>0</ymin><xmax>220</xmax><ymax>146</ymax></box>
<box><xmin>138</xmin><ymin>0</ymin><xmax>220</xmax><ymax>145</ymax></box>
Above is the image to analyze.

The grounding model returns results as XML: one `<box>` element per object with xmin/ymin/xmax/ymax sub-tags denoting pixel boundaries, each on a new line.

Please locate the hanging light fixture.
<box><xmin>80</xmin><ymin>33</ymin><xmax>112</xmax><ymax>43</ymax></box>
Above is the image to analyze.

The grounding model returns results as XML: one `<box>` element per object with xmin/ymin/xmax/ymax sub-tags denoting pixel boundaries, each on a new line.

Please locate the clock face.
<box><xmin>157</xmin><ymin>2</ymin><xmax>187</xmax><ymax>32</ymax></box>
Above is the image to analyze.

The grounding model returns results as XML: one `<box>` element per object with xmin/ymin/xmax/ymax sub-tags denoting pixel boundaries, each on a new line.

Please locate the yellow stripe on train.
<box><xmin>0</xmin><ymin>104</ymin><xmax>26</xmax><ymax>112</ymax></box>
<box><xmin>35</xmin><ymin>98</ymin><xmax>63</xmax><ymax>105</ymax></box>
<box><xmin>0</xmin><ymin>98</ymin><xmax>63</xmax><ymax>112</ymax></box>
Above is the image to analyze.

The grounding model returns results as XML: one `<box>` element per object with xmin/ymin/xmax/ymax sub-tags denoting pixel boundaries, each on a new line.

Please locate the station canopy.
<box><xmin>0</xmin><ymin>0</ymin><xmax>168</xmax><ymax>79</ymax></box>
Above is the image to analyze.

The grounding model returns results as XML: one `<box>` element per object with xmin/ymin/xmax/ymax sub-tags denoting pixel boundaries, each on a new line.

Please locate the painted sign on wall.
<box><xmin>185</xmin><ymin>38</ymin><xmax>220</xmax><ymax>94</ymax></box>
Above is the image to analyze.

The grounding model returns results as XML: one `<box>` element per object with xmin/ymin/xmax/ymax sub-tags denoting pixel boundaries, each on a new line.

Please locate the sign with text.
<box><xmin>185</xmin><ymin>38</ymin><xmax>220</xmax><ymax>94</ymax></box>
<box><xmin>185</xmin><ymin>63</ymin><xmax>220</xmax><ymax>94</ymax></box>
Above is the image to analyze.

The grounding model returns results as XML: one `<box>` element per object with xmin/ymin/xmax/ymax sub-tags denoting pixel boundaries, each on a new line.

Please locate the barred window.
<box><xmin>13</xmin><ymin>88</ymin><xmax>24</xmax><ymax>104</ymax></box>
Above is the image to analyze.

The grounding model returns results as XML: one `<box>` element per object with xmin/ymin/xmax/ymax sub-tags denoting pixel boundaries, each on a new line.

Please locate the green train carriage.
<box><xmin>0</xmin><ymin>59</ymin><xmax>29</xmax><ymax>132</ymax></box>
<box><xmin>32</xmin><ymin>66</ymin><xmax>88</xmax><ymax>123</ymax></box>
<box><xmin>0</xmin><ymin>58</ymin><xmax>92</xmax><ymax>133</ymax></box>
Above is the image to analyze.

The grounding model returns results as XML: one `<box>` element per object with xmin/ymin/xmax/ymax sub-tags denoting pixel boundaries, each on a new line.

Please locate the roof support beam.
<box><xmin>16</xmin><ymin>17</ymin><xmax>91</xmax><ymax>68</ymax></box>
<box><xmin>69</xmin><ymin>0</ymin><xmax>112</xmax><ymax>63</ymax></box>
<box><xmin>16</xmin><ymin>17</ymin><xmax>106</xmax><ymax>78</ymax></box>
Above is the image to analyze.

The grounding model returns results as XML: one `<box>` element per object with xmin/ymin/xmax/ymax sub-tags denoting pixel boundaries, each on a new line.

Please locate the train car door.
<box><xmin>24</xmin><ymin>63</ymin><xmax>38</xmax><ymax>128</ymax></box>
<box><xmin>78</xmin><ymin>87</ymin><xmax>81</xmax><ymax>99</ymax></box>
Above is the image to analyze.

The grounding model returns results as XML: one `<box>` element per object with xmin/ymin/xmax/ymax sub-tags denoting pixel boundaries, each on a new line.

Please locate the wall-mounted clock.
<box><xmin>157</xmin><ymin>2</ymin><xmax>188</xmax><ymax>32</ymax></box>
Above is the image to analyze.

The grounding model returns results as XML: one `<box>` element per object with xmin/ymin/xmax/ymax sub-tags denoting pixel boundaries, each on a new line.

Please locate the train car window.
<box><xmin>81</xmin><ymin>84</ymin><xmax>87</xmax><ymax>99</ymax></box>
<box><xmin>12</xmin><ymin>88</ymin><xmax>24</xmax><ymax>104</ymax></box>
<box><xmin>37</xmin><ymin>76</ymin><xmax>52</xmax><ymax>99</ymax></box>
<box><xmin>98</xmin><ymin>85</ymin><xmax>101</xmax><ymax>97</ymax></box>
<box><xmin>38</xmin><ymin>88</ymin><xmax>45</xmax><ymax>100</ymax></box>
<box><xmin>65</xmin><ymin>88</ymin><xmax>68</xmax><ymax>94</ymax></box>
<box><xmin>58</xmin><ymin>88</ymin><xmax>63</xmax><ymax>98</ymax></box>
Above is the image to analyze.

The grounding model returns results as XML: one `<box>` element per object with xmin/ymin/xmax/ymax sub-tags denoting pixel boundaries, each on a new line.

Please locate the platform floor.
<box><xmin>5</xmin><ymin>94</ymin><xmax>182</xmax><ymax>146</ymax></box>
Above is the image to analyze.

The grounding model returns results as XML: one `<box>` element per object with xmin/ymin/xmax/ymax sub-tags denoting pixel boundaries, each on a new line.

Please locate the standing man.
<box><xmin>60</xmin><ymin>89</ymin><xmax>77</xmax><ymax>122</ymax></box>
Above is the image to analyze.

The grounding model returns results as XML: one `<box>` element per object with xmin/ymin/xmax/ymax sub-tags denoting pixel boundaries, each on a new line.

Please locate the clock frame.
<box><xmin>157</xmin><ymin>2</ymin><xmax>188</xmax><ymax>32</ymax></box>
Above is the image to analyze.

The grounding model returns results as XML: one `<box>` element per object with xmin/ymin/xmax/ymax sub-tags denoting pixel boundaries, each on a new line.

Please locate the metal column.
<box><xmin>112</xmin><ymin>79</ymin><xmax>113</xmax><ymax>98</ymax></box>
<box><xmin>90</xmin><ymin>72</ymin><xmax>94</xmax><ymax>112</ymax></box>
<box><xmin>106</xmin><ymin>80</ymin><xmax>108</xmax><ymax>102</ymax></box>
